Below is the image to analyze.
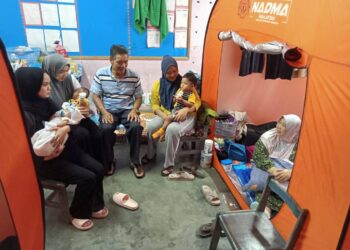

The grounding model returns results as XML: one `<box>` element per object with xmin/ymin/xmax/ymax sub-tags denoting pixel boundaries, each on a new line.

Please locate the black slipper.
<box><xmin>197</xmin><ymin>222</ymin><xmax>213</xmax><ymax>238</ymax></box>
<box><xmin>197</xmin><ymin>221</ymin><xmax>226</xmax><ymax>238</ymax></box>
<box><xmin>141</xmin><ymin>154</ymin><xmax>157</xmax><ymax>165</ymax></box>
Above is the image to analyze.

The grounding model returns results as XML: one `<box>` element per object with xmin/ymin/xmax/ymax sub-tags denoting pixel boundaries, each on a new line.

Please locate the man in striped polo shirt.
<box><xmin>91</xmin><ymin>45</ymin><xmax>145</xmax><ymax>178</ymax></box>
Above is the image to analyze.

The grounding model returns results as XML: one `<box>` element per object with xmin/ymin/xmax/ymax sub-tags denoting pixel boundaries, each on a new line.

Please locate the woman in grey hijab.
<box><xmin>42</xmin><ymin>54</ymin><xmax>108</xmax><ymax>174</ymax></box>
<box><xmin>42</xmin><ymin>54</ymin><xmax>78</xmax><ymax>108</ymax></box>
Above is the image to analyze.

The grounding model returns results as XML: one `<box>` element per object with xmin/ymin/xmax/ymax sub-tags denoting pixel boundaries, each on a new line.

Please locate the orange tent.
<box><xmin>1</xmin><ymin>1</ymin><xmax>349</xmax><ymax>249</ymax></box>
<box><xmin>201</xmin><ymin>0</ymin><xmax>349</xmax><ymax>249</ymax></box>
<box><xmin>0</xmin><ymin>40</ymin><xmax>44</xmax><ymax>250</ymax></box>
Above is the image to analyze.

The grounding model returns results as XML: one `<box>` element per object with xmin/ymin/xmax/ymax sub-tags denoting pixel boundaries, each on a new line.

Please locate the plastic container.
<box><xmin>200</xmin><ymin>150</ymin><xmax>213</xmax><ymax>168</ymax></box>
<box><xmin>220</xmin><ymin>158</ymin><xmax>232</xmax><ymax>172</ymax></box>
<box><xmin>203</xmin><ymin>139</ymin><xmax>213</xmax><ymax>154</ymax></box>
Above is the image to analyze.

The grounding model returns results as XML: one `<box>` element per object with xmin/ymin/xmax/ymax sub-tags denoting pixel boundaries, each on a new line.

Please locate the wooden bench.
<box><xmin>41</xmin><ymin>179</ymin><xmax>71</xmax><ymax>223</ymax></box>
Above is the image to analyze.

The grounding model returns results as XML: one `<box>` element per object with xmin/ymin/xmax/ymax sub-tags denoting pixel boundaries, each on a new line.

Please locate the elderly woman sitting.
<box><xmin>247</xmin><ymin>114</ymin><xmax>301</xmax><ymax>218</ymax></box>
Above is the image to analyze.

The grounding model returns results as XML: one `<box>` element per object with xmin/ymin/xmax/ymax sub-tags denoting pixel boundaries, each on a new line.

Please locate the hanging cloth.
<box><xmin>134</xmin><ymin>0</ymin><xmax>169</xmax><ymax>40</ymax></box>
<box><xmin>239</xmin><ymin>48</ymin><xmax>265</xmax><ymax>76</ymax></box>
<box><xmin>134</xmin><ymin>0</ymin><xmax>150</xmax><ymax>33</ymax></box>
<box><xmin>265</xmin><ymin>54</ymin><xmax>293</xmax><ymax>80</ymax></box>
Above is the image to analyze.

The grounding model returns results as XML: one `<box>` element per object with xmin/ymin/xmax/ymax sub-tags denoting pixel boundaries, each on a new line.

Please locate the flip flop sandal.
<box><xmin>71</xmin><ymin>218</ymin><xmax>94</xmax><ymax>231</ymax></box>
<box><xmin>182</xmin><ymin>166</ymin><xmax>206</xmax><ymax>179</ymax></box>
<box><xmin>197</xmin><ymin>222</ymin><xmax>213</xmax><ymax>238</ymax></box>
<box><xmin>197</xmin><ymin>221</ymin><xmax>226</xmax><ymax>238</ymax></box>
<box><xmin>141</xmin><ymin>154</ymin><xmax>157</xmax><ymax>165</ymax></box>
<box><xmin>168</xmin><ymin>171</ymin><xmax>195</xmax><ymax>181</ymax></box>
<box><xmin>161</xmin><ymin>166</ymin><xmax>174</xmax><ymax>176</ymax></box>
<box><xmin>91</xmin><ymin>207</ymin><xmax>109</xmax><ymax>219</ymax></box>
<box><xmin>130</xmin><ymin>162</ymin><xmax>145</xmax><ymax>179</ymax></box>
<box><xmin>201</xmin><ymin>185</ymin><xmax>221</xmax><ymax>206</ymax></box>
<box><xmin>112</xmin><ymin>192</ymin><xmax>139</xmax><ymax>211</ymax></box>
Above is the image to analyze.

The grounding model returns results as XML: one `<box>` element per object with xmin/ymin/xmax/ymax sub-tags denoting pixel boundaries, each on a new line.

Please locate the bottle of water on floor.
<box><xmin>250</xmin><ymin>201</ymin><xmax>259</xmax><ymax>210</ymax></box>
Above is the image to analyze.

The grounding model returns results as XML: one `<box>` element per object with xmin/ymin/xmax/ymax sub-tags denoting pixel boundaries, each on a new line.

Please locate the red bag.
<box><xmin>245</xmin><ymin>145</ymin><xmax>255</xmax><ymax>163</ymax></box>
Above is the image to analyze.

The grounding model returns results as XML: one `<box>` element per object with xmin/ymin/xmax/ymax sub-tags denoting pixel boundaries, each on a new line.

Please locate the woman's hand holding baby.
<box><xmin>173</xmin><ymin>108</ymin><xmax>189</xmax><ymax>122</ymax></box>
<box><xmin>51</xmin><ymin>125</ymin><xmax>70</xmax><ymax>147</ymax></box>
<box><xmin>43</xmin><ymin>144</ymin><xmax>65</xmax><ymax>161</ymax></box>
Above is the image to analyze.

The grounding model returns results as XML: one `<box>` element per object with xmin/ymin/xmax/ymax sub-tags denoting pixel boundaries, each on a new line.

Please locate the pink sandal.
<box><xmin>71</xmin><ymin>218</ymin><xmax>94</xmax><ymax>231</ymax></box>
<box><xmin>92</xmin><ymin>207</ymin><xmax>109</xmax><ymax>219</ymax></box>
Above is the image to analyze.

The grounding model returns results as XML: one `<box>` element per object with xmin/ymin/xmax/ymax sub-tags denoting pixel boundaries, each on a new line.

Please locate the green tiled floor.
<box><xmin>44</xmin><ymin>142</ymin><xmax>237</xmax><ymax>250</ymax></box>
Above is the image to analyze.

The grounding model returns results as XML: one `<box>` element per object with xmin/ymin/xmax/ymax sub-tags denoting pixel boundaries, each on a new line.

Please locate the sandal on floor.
<box><xmin>91</xmin><ymin>207</ymin><xmax>109</xmax><ymax>219</ymax></box>
<box><xmin>201</xmin><ymin>185</ymin><xmax>221</xmax><ymax>206</ymax></box>
<box><xmin>71</xmin><ymin>218</ymin><xmax>94</xmax><ymax>231</ymax></box>
<box><xmin>130</xmin><ymin>162</ymin><xmax>145</xmax><ymax>179</ymax></box>
<box><xmin>197</xmin><ymin>221</ymin><xmax>226</xmax><ymax>238</ymax></box>
<box><xmin>141</xmin><ymin>154</ymin><xmax>156</xmax><ymax>165</ymax></box>
<box><xmin>161</xmin><ymin>166</ymin><xmax>174</xmax><ymax>176</ymax></box>
<box><xmin>168</xmin><ymin>171</ymin><xmax>195</xmax><ymax>181</ymax></box>
<box><xmin>112</xmin><ymin>192</ymin><xmax>139</xmax><ymax>210</ymax></box>
<box><xmin>182</xmin><ymin>166</ymin><xmax>206</xmax><ymax>179</ymax></box>
<box><xmin>197</xmin><ymin>222</ymin><xmax>214</xmax><ymax>238</ymax></box>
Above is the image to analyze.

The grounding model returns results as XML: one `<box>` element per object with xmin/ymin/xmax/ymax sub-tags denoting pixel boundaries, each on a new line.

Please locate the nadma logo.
<box><xmin>239</xmin><ymin>0</ymin><xmax>293</xmax><ymax>25</ymax></box>
<box><xmin>238</xmin><ymin>0</ymin><xmax>251</xmax><ymax>18</ymax></box>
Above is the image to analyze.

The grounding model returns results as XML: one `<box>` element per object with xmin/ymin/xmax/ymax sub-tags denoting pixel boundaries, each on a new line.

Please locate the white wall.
<box><xmin>79</xmin><ymin>0</ymin><xmax>216</xmax><ymax>92</ymax></box>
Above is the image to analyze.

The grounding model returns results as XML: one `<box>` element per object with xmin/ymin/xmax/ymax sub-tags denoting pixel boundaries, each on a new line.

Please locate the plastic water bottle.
<box><xmin>10</xmin><ymin>53</ymin><xmax>19</xmax><ymax>70</ymax></box>
<box><xmin>116</xmin><ymin>124</ymin><xmax>126</xmax><ymax>135</ymax></box>
<box><xmin>10</xmin><ymin>53</ymin><xmax>18</xmax><ymax>63</ymax></box>
<box><xmin>250</xmin><ymin>201</ymin><xmax>259</xmax><ymax>210</ymax></box>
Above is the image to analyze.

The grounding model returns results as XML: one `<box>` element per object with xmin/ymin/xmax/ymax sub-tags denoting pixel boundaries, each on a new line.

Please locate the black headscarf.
<box><xmin>15</xmin><ymin>67</ymin><xmax>58</xmax><ymax>123</ymax></box>
<box><xmin>159</xmin><ymin>55</ymin><xmax>182</xmax><ymax>110</ymax></box>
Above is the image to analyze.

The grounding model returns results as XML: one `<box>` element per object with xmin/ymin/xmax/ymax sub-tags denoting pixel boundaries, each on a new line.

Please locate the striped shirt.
<box><xmin>90</xmin><ymin>67</ymin><xmax>143</xmax><ymax>113</ymax></box>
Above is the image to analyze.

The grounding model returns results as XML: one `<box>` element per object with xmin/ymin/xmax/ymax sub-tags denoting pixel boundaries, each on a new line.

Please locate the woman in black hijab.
<box><xmin>15</xmin><ymin>67</ymin><xmax>107</xmax><ymax>231</ymax></box>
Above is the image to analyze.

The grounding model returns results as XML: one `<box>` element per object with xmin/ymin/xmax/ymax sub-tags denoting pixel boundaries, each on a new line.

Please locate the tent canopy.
<box><xmin>201</xmin><ymin>0</ymin><xmax>350</xmax><ymax>249</ymax></box>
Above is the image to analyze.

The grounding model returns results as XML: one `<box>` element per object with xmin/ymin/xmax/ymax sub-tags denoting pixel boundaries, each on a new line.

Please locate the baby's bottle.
<box><xmin>78</xmin><ymin>92</ymin><xmax>89</xmax><ymax>107</ymax></box>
